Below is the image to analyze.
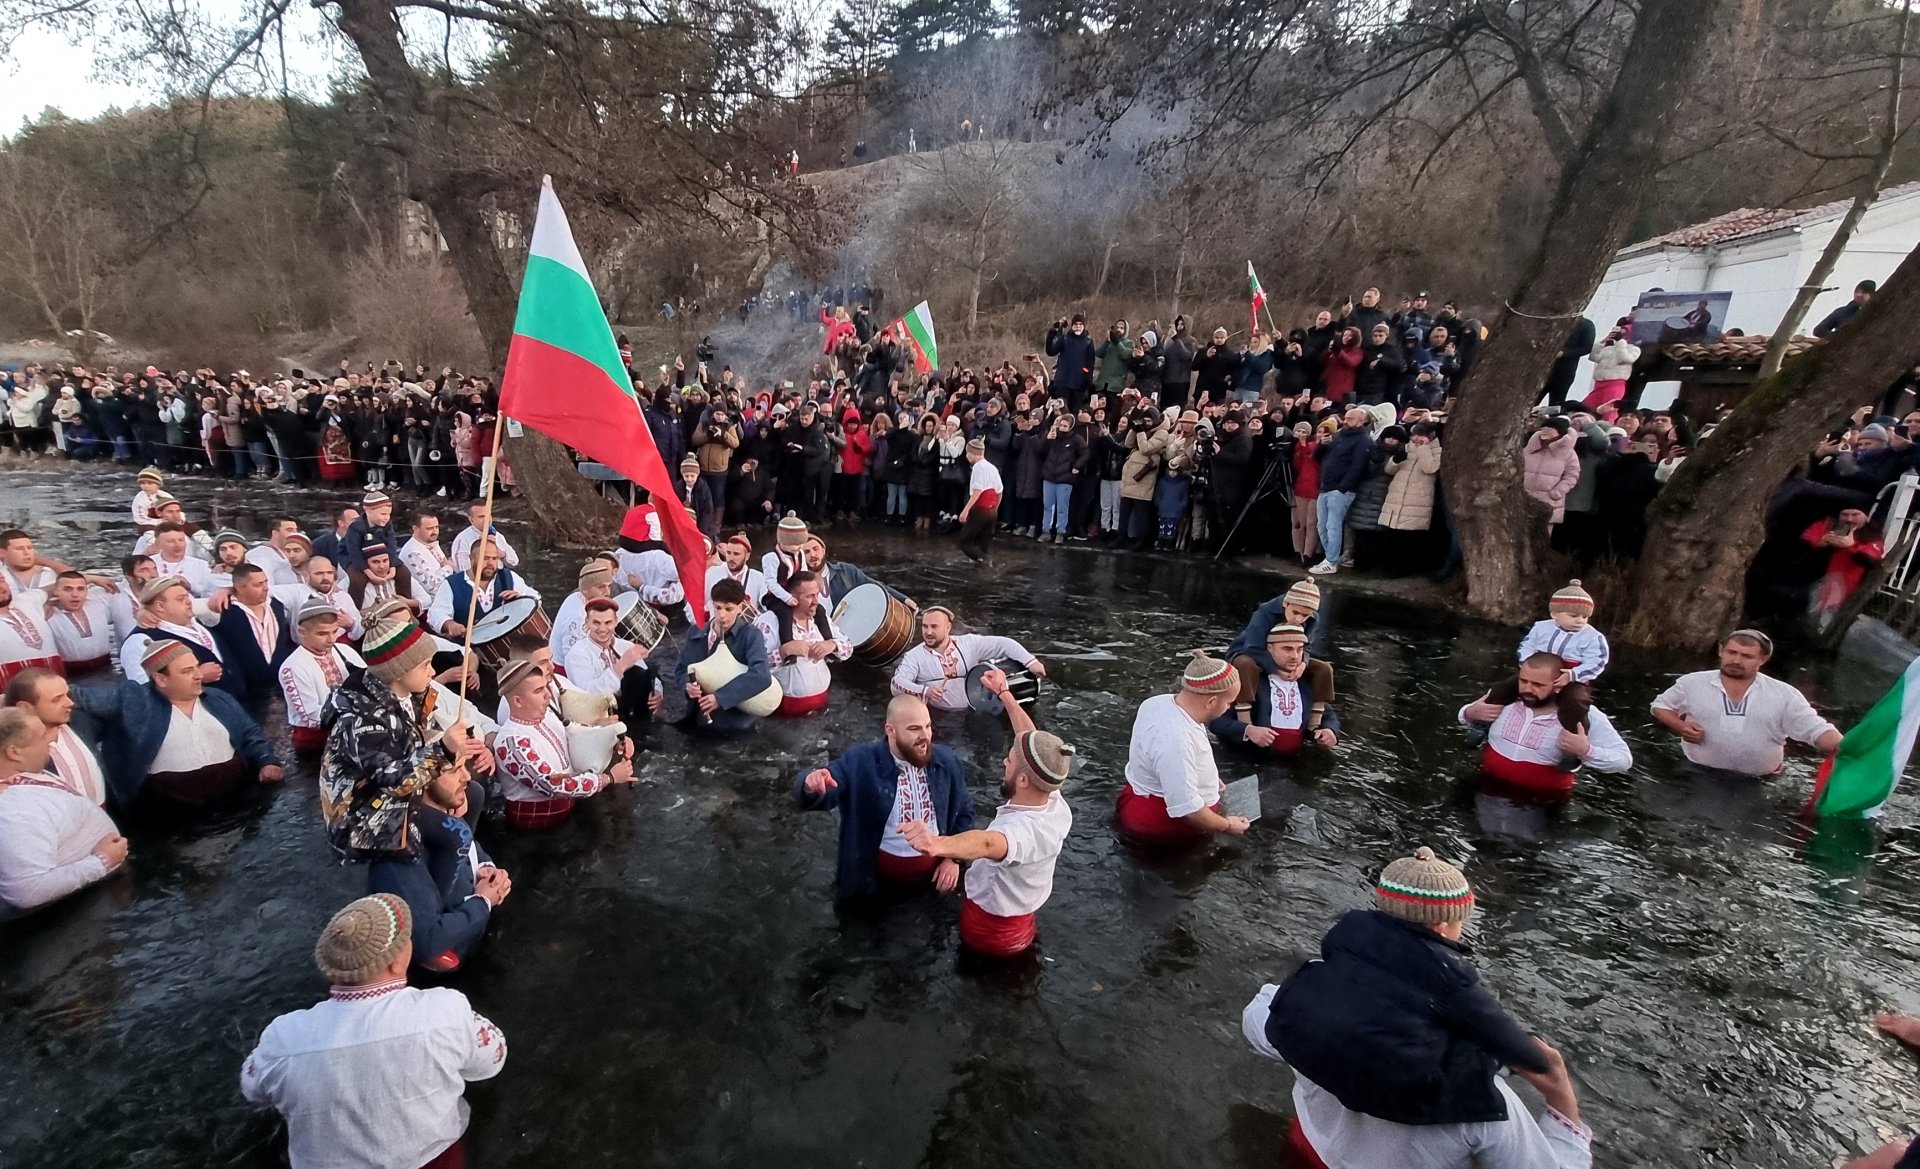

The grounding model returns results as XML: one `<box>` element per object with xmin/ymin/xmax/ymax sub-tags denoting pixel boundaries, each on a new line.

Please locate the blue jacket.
<box><xmin>1208</xmin><ymin>672</ymin><xmax>1340</xmax><ymax>744</ymax></box>
<box><xmin>367</xmin><ymin>784</ymin><xmax>492</xmax><ymax>970</ymax></box>
<box><xmin>1046</xmin><ymin>329</ymin><xmax>1098</xmax><ymax>392</ymax></box>
<box><xmin>143</xmin><ymin>626</ymin><xmax>248</xmax><ymax>701</ymax></box>
<box><xmin>675</xmin><ymin>618</ymin><xmax>771</xmax><ymax>734</ymax></box>
<box><xmin>792</xmin><ymin>738</ymin><xmax>975</xmax><ymax>898</ymax></box>
<box><xmin>1224</xmin><ymin>596</ymin><xmax>1322</xmax><ymax>666</ymax></box>
<box><xmin>339</xmin><ymin>518</ymin><xmax>399</xmax><ymax>571</ymax></box>
<box><xmin>210</xmin><ymin>599</ymin><xmax>294</xmax><ymax>698</ymax></box>
<box><xmin>1265</xmin><ymin>910</ymin><xmax>1548</xmax><ymax>1126</ymax></box>
<box><xmin>1316</xmin><ymin>427</ymin><xmax>1375</xmax><ymax>494</ymax></box>
<box><xmin>68</xmin><ymin>679</ymin><xmax>279</xmax><ymax>808</ymax></box>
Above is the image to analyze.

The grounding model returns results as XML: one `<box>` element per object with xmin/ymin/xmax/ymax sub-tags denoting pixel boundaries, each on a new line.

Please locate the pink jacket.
<box><xmin>1522</xmin><ymin>431</ymin><xmax>1580</xmax><ymax>523</ymax></box>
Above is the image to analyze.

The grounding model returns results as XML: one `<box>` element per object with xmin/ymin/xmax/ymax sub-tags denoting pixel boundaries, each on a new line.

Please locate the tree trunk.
<box><xmin>334</xmin><ymin>0</ymin><xmax>629</xmax><ymax>548</ymax></box>
<box><xmin>1094</xmin><ymin>238</ymin><xmax>1118</xmax><ymax>298</ymax></box>
<box><xmin>1615</xmin><ymin>241</ymin><xmax>1920</xmax><ymax>649</ymax></box>
<box><xmin>1440</xmin><ymin>0</ymin><xmax>1727</xmax><ymax>625</ymax></box>
<box><xmin>1757</xmin><ymin>0</ymin><xmax>1908</xmax><ymax>378</ymax></box>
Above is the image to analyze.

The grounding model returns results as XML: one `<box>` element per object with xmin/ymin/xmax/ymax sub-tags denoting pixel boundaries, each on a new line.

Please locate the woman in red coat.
<box><xmin>820</xmin><ymin>306</ymin><xmax>858</xmax><ymax>374</ymax></box>
<box><xmin>1320</xmin><ymin>327</ymin><xmax>1364</xmax><ymax>403</ymax></box>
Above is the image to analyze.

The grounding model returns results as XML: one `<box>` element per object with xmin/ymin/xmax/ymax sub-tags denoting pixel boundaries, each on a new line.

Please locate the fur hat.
<box><xmin>313</xmin><ymin>894</ymin><xmax>413</xmax><ymax>984</ymax></box>
<box><xmin>1283</xmin><ymin>579</ymin><xmax>1321</xmax><ymax>614</ymax></box>
<box><xmin>139</xmin><ymin>638</ymin><xmax>194</xmax><ymax>678</ymax></box>
<box><xmin>1015</xmin><ymin>730</ymin><xmax>1079</xmax><ymax>791</ymax></box>
<box><xmin>1180</xmin><ymin>652</ymin><xmax>1237</xmax><ymax>695</ymax></box>
<box><xmin>1549</xmin><ymin>579</ymin><xmax>1594</xmax><ymax>616</ymax></box>
<box><xmin>362</xmin><ymin>616</ymin><xmax>435</xmax><ymax>682</ymax></box>
<box><xmin>776</xmin><ymin>512</ymin><xmax>809</xmax><ymax>548</ymax></box>
<box><xmin>1375</xmin><ymin>846</ymin><xmax>1474</xmax><ymax>925</ymax></box>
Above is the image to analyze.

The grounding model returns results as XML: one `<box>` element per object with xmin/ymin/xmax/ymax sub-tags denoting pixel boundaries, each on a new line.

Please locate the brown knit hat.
<box><xmin>314</xmin><ymin>894</ymin><xmax>413</xmax><ymax>983</ymax></box>
<box><xmin>140</xmin><ymin>638</ymin><xmax>195</xmax><ymax>679</ymax></box>
<box><xmin>495</xmin><ymin>657</ymin><xmax>542</xmax><ymax>696</ymax></box>
<box><xmin>1266</xmin><ymin>623</ymin><xmax>1308</xmax><ymax>648</ymax></box>
<box><xmin>1181</xmin><ymin>652</ymin><xmax>1238</xmax><ymax>695</ymax></box>
<box><xmin>1283</xmin><ymin>579</ymin><xmax>1321</xmax><ymax>614</ymax></box>
<box><xmin>1374</xmin><ymin>846</ymin><xmax>1475</xmax><ymax>925</ymax></box>
<box><xmin>776</xmin><ymin>512</ymin><xmax>809</xmax><ymax>548</ymax></box>
<box><xmin>138</xmin><ymin>576</ymin><xmax>187</xmax><ymax>605</ymax></box>
<box><xmin>1548</xmin><ymin>579</ymin><xmax>1594</xmax><ymax>617</ymax></box>
<box><xmin>1014</xmin><ymin>730</ymin><xmax>1079</xmax><ymax>790</ymax></box>
<box><xmin>578</xmin><ymin>559</ymin><xmax>614</xmax><ymax>589</ymax></box>
<box><xmin>362</xmin><ymin>616</ymin><xmax>436</xmax><ymax>682</ymax></box>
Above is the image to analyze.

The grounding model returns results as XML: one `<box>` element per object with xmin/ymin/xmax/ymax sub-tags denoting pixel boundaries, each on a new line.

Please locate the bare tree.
<box><xmin>0</xmin><ymin>152</ymin><xmax>126</xmax><ymax>360</ymax></box>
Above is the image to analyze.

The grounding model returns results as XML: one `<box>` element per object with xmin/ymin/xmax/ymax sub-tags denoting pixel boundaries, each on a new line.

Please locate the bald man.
<box><xmin>794</xmin><ymin>694</ymin><xmax>976</xmax><ymax>898</ymax></box>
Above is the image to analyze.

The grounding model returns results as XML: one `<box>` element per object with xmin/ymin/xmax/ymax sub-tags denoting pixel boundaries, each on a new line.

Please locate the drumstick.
<box><xmin>455</xmin><ymin>416</ymin><xmax>510</xmax><ymax>715</ymax></box>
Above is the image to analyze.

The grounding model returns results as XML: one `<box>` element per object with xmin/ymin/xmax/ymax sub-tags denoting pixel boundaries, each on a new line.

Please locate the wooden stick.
<box><xmin>455</xmin><ymin>412</ymin><xmax>509</xmax><ymax>712</ymax></box>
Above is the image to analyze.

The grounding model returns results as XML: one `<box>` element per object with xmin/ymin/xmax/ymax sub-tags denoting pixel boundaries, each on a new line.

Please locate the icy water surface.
<box><xmin>3</xmin><ymin>460</ymin><xmax>1920</xmax><ymax>1168</ymax></box>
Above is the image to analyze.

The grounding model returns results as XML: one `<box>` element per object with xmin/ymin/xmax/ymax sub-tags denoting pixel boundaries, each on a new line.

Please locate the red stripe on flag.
<box><xmin>500</xmin><ymin>335</ymin><xmax>709</xmax><ymax>625</ymax></box>
<box><xmin>1803</xmin><ymin>753</ymin><xmax>1836</xmax><ymax>821</ymax></box>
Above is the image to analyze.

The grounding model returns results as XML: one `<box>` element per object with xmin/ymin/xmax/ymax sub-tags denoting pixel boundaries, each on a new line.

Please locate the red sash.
<box><xmin>63</xmin><ymin>656</ymin><xmax>110</xmax><ymax>676</ymax></box>
<box><xmin>505</xmin><ymin>795</ymin><xmax>576</xmax><ymax>831</ymax></box>
<box><xmin>146</xmin><ymin>756</ymin><xmax>247</xmax><ymax>807</ymax></box>
<box><xmin>1265</xmin><ymin>727</ymin><xmax>1304</xmax><ymax>756</ymax></box>
<box><xmin>775</xmin><ymin>690</ymin><xmax>830</xmax><ymax>717</ymax></box>
<box><xmin>419</xmin><ymin>1139</ymin><xmax>468</xmax><ymax>1169</ymax></box>
<box><xmin>1479</xmin><ymin>743</ymin><xmax>1576</xmax><ymax>796</ymax></box>
<box><xmin>1286</xmin><ymin>1116</ymin><xmax>1331</xmax><ymax>1169</ymax></box>
<box><xmin>959</xmin><ymin>898</ymin><xmax>1036</xmax><ymax>957</ymax></box>
<box><xmin>1114</xmin><ymin>785</ymin><xmax>1217</xmax><ymax>841</ymax></box>
<box><xmin>0</xmin><ymin>655</ymin><xmax>63</xmax><ymax>688</ymax></box>
<box><xmin>291</xmin><ymin>725</ymin><xmax>328</xmax><ymax>755</ymax></box>
<box><xmin>875</xmin><ymin>849</ymin><xmax>938</xmax><ymax>882</ymax></box>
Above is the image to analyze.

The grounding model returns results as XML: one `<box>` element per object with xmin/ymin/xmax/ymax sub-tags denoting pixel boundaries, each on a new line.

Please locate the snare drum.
<box><xmin>833</xmin><ymin>583</ymin><xmax>916</xmax><ymax>666</ymax></box>
<box><xmin>470</xmin><ymin>596</ymin><xmax>553</xmax><ymax>670</ymax></box>
<box><xmin>965</xmin><ymin>659</ymin><xmax>1040</xmax><ymax>714</ymax></box>
<box><xmin>614</xmin><ymin>592</ymin><xmax>667</xmax><ymax>652</ymax></box>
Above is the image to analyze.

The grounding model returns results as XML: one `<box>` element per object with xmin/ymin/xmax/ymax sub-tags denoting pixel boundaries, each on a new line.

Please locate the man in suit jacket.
<box><xmin>209</xmin><ymin>564</ymin><xmax>294</xmax><ymax>699</ymax></box>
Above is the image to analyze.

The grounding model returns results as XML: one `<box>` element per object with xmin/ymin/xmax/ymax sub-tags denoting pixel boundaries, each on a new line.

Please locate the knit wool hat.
<box><xmin>361</xmin><ymin>542</ymin><xmax>390</xmax><ymax>562</ymax></box>
<box><xmin>680</xmin><ymin>454</ymin><xmax>700</xmax><ymax>472</ymax></box>
<box><xmin>363</xmin><ymin>596</ymin><xmax>415</xmax><ymax>626</ymax></box>
<box><xmin>362</xmin><ymin>616</ymin><xmax>435</xmax><ymax>682</ymax></box>
<box><xmin>213</xmin><ymin>529</ymin><xmax>248</xmax><ymax>551</ymax></box>
<box><xmin>578</xmin><ymin>560</ymin><xmax>614</xmax><ymax>588</ymax></box>
<box><xmin>1180</xmin><ymin>652</ymin><xmax>1238</xmax><ymax>695</ymax></box>
<box><xmin>296</xmin><ymin>597</ymin><xmax>340</xmax><ymax>625</ymax></box>
<box><xmin>1375</xmin><ymin>846</ymin><xmax>1475</xmax><ymax>925</ymax></box>
<box><xmin>965</xmin><ymin>436</ymin><xmax>986</xmax><ymax>452</ymax></box>
<box><xmin>776</xmin><ymin>512</ymin><xmax>810</xmax><ymax>548</ymax></box>
<box><xmin>140</xmin><ymin>638</ymin><xmax>194</xmax><ymax>677</ymax></box>
<box><xmin>1283</xmin><ymin>579</ymin><xmax>1321</xmax><ymax>614</ymax></box>
<box><xmin>724</xmin><ymin>533</ymin><xmax>753</xmax><ymax>554</ymax></box>
<box><xmin>362</xmin><ymin>490</ymin><xmax>392</xmax><ymax>508</ymax></box>
<box><xmin>1266</xmin><ymin>623</ymin><xmax>1308</xmax><ymax>647</ymax></box>
<box><xmin>1549</xmin><ymin>579</ymin><xmax>1594</xmax><ymax>617</ymax></box>
<box><xmin>1015</xmin><ymin>730</ymin><xmax>1079</xmax><ymax>791</ymax></box>
<box><xmin>314</xmin><ymin>894</ymin><xmax>413</xmax><ymax>984</ymax></box>
<box><xmin>285</xmin><ymin>532</ymin><xmax>312</xmax><ymax>551</ymax></box>
<box><xmin>138</xmin><ymin>576</ymin><xmax>186</xmax><ymax>605</ymax></box>
<box><xmin>151</xmin><ymin>491</ymin><xmax>179</xmax><ymax>508</ymax></box>
<box><xmin>136</xmin><ymin>466</ymin><xmax>164</xmax><ymax>485</ymax></box>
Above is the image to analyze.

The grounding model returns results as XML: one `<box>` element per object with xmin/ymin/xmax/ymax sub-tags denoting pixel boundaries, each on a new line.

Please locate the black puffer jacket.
<box><xmin>1040</xmin><ymin>427</ymin><xmax>1088</xmax><ymax>483</ymax></box>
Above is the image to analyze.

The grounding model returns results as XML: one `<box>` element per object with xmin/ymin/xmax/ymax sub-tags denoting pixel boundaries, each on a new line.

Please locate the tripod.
<box><xmin>1214</xmin><ymin>443</ymin><xmax>1296</xmax><ymax>561</ymax></box>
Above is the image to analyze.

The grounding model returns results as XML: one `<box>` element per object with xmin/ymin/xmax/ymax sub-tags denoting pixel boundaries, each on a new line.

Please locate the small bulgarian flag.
<box><xmin>1248</xmin><ymin>261</ymin><xmax>1268</xmax><ymax>332</ymax></box>
<box><xmin>1810</xmin><ymin>655</ymin><xmax>1920</xmax><ymax>818</ymax></box>
<box><xmin>890</xmin><ymin>300</ymin><xmax>939</xmax><ymax>374</ymax></box>
<box><xmin>500</xmin><ymin>177</ymin><xmax>709</xmax><ymax>624</ymax></box>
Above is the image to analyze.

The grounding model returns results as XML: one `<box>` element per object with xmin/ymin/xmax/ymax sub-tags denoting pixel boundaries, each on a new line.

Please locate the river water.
<box><xmin>2</xmin><ymin>459</ymin><xmax>1918</xmax><ymax>1169</ymax></box>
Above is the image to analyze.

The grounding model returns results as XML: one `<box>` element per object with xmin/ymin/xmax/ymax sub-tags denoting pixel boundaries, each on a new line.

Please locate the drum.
<box><xmin>687</xmin><ymin>642</ymin><xmax>783</xmax><ymax>717</ymax></box>
<box><xmin>833</xmin><ymin>583</ymin><xmax>916</xmax><ymax>666</ymax></box>
<box><xmin>614</xmin><ymin>592</ymin><xmax>667</xmax><ymax>652</ymax></box>
<box><xmin>965</xmin><ymin>659</ymin><xmax>1040</xmax><ymax>714</ymax></box>
<box><xmin>470</xmin><ymin>596</ymin><xmax>552</xmax><ymax>670</ymax></box>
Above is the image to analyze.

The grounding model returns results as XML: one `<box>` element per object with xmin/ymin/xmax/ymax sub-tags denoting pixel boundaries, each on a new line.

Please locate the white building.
<box><xmin>1572</xmin><ymin>180</ymin><xmax>1920</xmax><ymax>405</ymax></box>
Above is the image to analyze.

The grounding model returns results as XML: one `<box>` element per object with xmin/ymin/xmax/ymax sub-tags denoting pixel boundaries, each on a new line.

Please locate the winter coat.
<box><xmin>1266</xmin><ymin>910</ymin><xmax>1548</xmax><ymax>1127</ymax></box>
<box><xmin>977</xmin><ymin>412</ymin><xmax>1015</xmax><ymax>470</ymax></box>
<box><xmin>1346</xmin><ymin>446</ymin><xmax>1396</xmax><ymax>531</ymax></box>
<box><xmin>1194</xmin><ymin>344</ymin><xmax>1243</xmax><ymax>402</ymax></box>
<box><xmin>1012</xmin><ymin>426</ymin><xmax>1047</xmax><ymax>499</ymax></box>
<box><xmin>1353</xmin><ymin>344</ymin><xmax>1406</xmax><ymax>406</ymax></box>
<box><xmin>1210</xmin><ymin>425</ymin><xmax>1255</xmax><ymax>506</ymax></box>
<box><xmin>1122</xmin><ymin>418</ymin><xmax>1172</xmax><ymax>501</ymax></box>
<box><xmin>1234</xmin><ymin>348</ymin><xmax>1275</xmax><ymax>399</ymax></box>
<box><xmin>1045</xmin><ymin>328</ymin><xmax>1098</xmax><ymax>393</ymax></box>
<box><xmin>1290</xmin><ymin>441</ymin><xmax>1321</xmax><ymax>499</ymax></box>
<box><xmin>692</xmin><ymin>415</ymin><xmax>742</xmax><ymax>474</ymax></box>
<box><xmin>793</xmin><ymin>739</ymin><xmax>975</xmax><ymax>899</ymax></box>
<box><xmin>1321</xmin><ymin>344</ymin><xmax>1363</xmax><ymax>400</ymax></box>
<box><xmin>1096</xmin><ymin>430</ymin><xmax>1129</xmax><ymax>481</ymax></box>
<box><xmin>1316</xmin><ymin>426</ymin><xmax>1374</xmax><ymax>494</ymax></box>
<box><xmin>909</xmin><ymin>435</ymin><xmax>941</xmax><ymax>496</ymax></box>
<box><xmin>1380</xmin><ymin>441</ymin><xmax>1442</xmax><ymax>530</ymax></box>
<box><xmin>1095</xmin><ymin>336</ymin><xmax>1133</xmax><ymax>391</ymax></box>
<box><xmin>315</xmin><ymin>668</ymin><xmax>445</xmax><ymax>859</ymax></box>
<box><xmin>820</xmin><ymin>310</ymin><xmax>857</xmax><ymax>356</ymax></box>
<box><xmin>1127</xmin><ymin>346</ymin><xmax>1165</xmax><ymax>400</ymax></box>
<box><xmin>1041</xmin><ymin>428</ymin><xmax>1089</xmax><ymax>483</ymax></box>
<box><xmin>1563</xmin><ymin>422</ymin><xmax>1613</xmax><ymax>515</ymax></box>
<box><xmin>1522</xmin><ymin>431</ymin><xmax>1581</xmax><ymax>523</ymax></box>
<box><xmin>1588</xmin><ymin>336</ymin><xmax>1641</xmax><ymax>383</ymax></box>
<box><xmin>1160</xmin><ymin>331</ymin><xmax>1200</xmax><ymax>398</ymax></box>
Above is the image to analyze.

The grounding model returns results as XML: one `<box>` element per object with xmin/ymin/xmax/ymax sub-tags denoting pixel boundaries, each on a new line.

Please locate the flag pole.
<box><xmin>454</xmin><ymin>410</ymin><xmax>509</xmax><ymax>711</ymax></box>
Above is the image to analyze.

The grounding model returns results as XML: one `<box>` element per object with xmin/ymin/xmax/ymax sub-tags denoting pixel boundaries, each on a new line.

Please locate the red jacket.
<box><xmin>840</xmin><ymin>414</ymin><xmax>873</xmax><ymax>475</ymax></box>
<box><xmin>820</xmin><ymin>310</ymin><xmax>857</xmax><ymax>356</ymax></box>
<box><xmin>1322</xmin><ymin>345</ymin><xmax>1363</xmax><ymax>400</ymax></box>
<box><xmin>1290</xmin><ymin>442</ymin><xmax>1321</xmax><ymax>498</ymax></box>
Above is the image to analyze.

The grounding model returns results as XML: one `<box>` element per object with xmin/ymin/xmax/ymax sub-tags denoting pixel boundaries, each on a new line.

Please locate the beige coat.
<box><xmin>1121</xmin><ymin>418</ymin><xmax>1173</xmax><ymax>501</ymax></box>
<box><xmin>1380</xmin><ymin>441</ymin><xmax>1442</xmax><ymax>531</ymax></box>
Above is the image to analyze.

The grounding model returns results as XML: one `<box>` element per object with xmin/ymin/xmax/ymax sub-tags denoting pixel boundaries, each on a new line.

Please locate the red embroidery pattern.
<box><xmin>1</xmin><ymin>610</ymin><xmax>44</xmax><ymax>650</ymax></box>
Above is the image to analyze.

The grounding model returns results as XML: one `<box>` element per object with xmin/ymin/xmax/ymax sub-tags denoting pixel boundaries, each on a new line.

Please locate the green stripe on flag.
<box><xmin>901</xmin><ymin>301</ymin><xmax>938</xmax><ymax>370</ymax></box>
<box><xmin>1814</xmin><ymin>655</ymin><xmax>1920</xmax><ymax>818</ymax></box>
<box><xmin>511</xmin><ymin>254</ymin><xmax>632</xmax><ymax>395</ymax></box>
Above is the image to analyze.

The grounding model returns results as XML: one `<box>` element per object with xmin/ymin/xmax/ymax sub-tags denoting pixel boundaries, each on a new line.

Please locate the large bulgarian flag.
<box><xmin>500</xmin><ymin>177</ymin><xmax>708</xmax><ymax>624</ymax></box>
<box><xmin>889</xmin><ymin>300</ymin><xmax>939</xmax><ymax>374</ymax></box>
<box><xmin>1810</xmin><ymin>655</ymin><xmax>1920</xmax><ymax>818</ymax></box>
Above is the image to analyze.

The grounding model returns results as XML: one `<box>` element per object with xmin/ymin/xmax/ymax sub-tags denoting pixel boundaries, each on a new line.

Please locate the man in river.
<box><xmin>1116</xmin><ymin>652</ymin><xmax>1251</xmax><ymax>841</ymax></box>
<box><xmin>1461</xmin><ymin>652</ymin><xmax>1632</xmax><ymax>797</ymax></box>
<box><xmin>1240</xmin><ymin>845</ymin><xmax>1594</xmax><ymax>1169</ymax></box>
<box><xmin>1650</xmin><ymin>628</ymin><xmax>1840</xmax><ymax>777</ymax></box>
<box><xmin>241</xmin><ymin>894</ymin><xmax>507</xmax><ymax>1169</ymax></box>
<box><xmin>890</xmin><ymin>606</ymin><xmax>1044</xmax><ymax>714</ymax></box>
<box><xmin>794</xmin><ymin>692</ymin><xmax>975</xmax><ymax>898</ymax></box>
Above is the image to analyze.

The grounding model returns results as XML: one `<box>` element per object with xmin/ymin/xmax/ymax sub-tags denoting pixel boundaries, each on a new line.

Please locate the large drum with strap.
<box><xmin>613</xmin><ymin>591</ymin><xmax>667</xmax><ymax>652</ymax></box>
<box><xmin>470</xmin><ymin>596</ymin><xmax>552</xmax><ymax>670</ymax></box>
<box><xmin>832</xmin><ymin>583</ymin><xmax>915</xmax><ymax>666</ymax></box>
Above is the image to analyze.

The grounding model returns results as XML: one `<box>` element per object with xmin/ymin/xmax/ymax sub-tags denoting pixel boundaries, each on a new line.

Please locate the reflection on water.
<box><xmin>3</xmin><ymin>461</ymin><xmax>1920</xmax><ymax>1168</ymax></box>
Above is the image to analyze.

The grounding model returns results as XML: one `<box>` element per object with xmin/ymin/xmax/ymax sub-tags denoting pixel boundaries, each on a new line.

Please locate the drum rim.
<box><xmin>471</xmin><ymin>594</ymin><xmax>537</xmax><ymax>638</ymax></box>
<box><xmin>835</xmin><ymin>582</ymin><xmax>890</xmax><ymax>640</ymax></box>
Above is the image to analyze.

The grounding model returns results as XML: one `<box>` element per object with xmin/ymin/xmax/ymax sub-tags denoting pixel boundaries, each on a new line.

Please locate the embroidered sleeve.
<box><xmin>497</xmin><ymin>733</ymin><xmax>604</xmax><ymax>797</ymax></box>
<box><xmin>279</xmin><ymin>661</ymin><xmax>318</xmax><ymax>726</ymax></box>
<box><xmin>462</xmin><ymin>1011</ymin><xmax>509</xmax><ymax>1080</ymax></box>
